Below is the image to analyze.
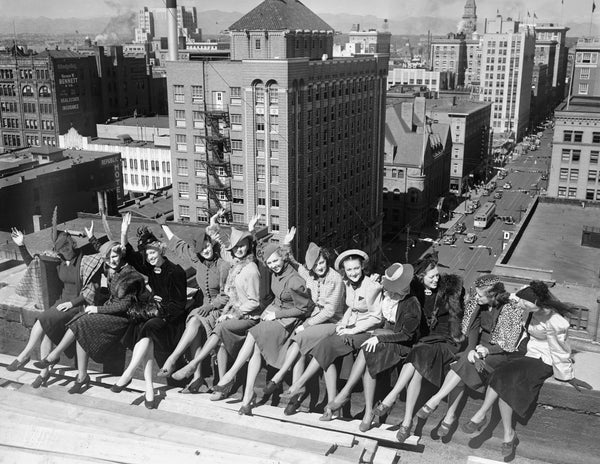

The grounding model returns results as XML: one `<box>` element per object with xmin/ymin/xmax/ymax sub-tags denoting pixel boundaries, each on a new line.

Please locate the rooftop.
<box><xmin>556</xmin><ymin>96</ymin><xmax>600</xmax><ymax>114</ymax></box>
<box><xmin>89</xmin><ymin>138</ymin><xmax>169</xmax><ymax>150</ymax></box>
<box><xmin>104</xmin><ymin>116</ymin><xmax>170</xmax><ymax>129</ymax></box>
<box><xmin>228</xmin><ymin>0</ymin><xmax>333</xmax><ymax>32</ymax></box>
<box><xmin>505</xmin><ymin>200</ymin><xmax>600</xmax><ymax>287</ymax></box>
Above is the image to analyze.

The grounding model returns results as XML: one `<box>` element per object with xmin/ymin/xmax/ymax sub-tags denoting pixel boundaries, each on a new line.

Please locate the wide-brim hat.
<box><xmin>262</xmin><ymin>242</ymin><xmax>281</xmax><ymax>264</ymax></box>
<box><xmin>305</xmin><ymin>242</ymin><xmax>322</xmax><ymax>270</ymax></box>
<box><xmin>225</xmin><ymin>227</ymin><xmax>253</xmax><ymax>251</ymax></box>
<box><xmin>382</xmin><ymin>263</ymin><xmax>414</xmax><ymax>294</ymax></box>
<box><xmin>193</xmin><ymin>229</ymin><xmax>208</xmax><ymax>254</ymax></box>
<box><xmin>334</xmin><ymin>249</ymin><xmax>369</xmax><ymax>271</ymax></box>
<box><xmin>137</xmin><ymin>226</ymin><xmax>161</xmax><ymax>250</ymax></box>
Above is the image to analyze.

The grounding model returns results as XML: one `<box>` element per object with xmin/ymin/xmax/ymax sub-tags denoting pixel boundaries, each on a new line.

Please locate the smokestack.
<box><xmin>167</xmin><ymin>0</ymin><xmax>178</xmax><ymax>61</ymax></box>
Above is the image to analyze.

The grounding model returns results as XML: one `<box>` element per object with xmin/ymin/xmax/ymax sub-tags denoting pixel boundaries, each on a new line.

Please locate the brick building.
<box><xmin>166</xmin><ymin>0</ymin><xmax>389</xmax><ymax>259</ymax></box>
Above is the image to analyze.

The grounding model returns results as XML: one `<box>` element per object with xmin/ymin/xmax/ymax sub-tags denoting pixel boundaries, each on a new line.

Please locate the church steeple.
<box><xmin>462</xmin><ymin>0</ymin><xmax>477</xmax><ymax>34</ymax></box>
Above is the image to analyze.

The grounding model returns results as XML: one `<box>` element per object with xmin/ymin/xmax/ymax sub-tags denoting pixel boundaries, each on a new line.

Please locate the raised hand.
<box><xmin>248</xmin><ymin>213</ymin><xmax>262</xmax><ymax>232</ymax></box>
<box><xmin>120</xmin><ymin>212</ymin><xmax>132</xmax><ymax>246</ymax></box>
<box><xmin>283</xmin><ymin>226</ymin><xmax>296</xmax><ymax>245</ymax></box>
<box><xmin>10</xmin><ymin>227</ymin><xmax>24</xmax><ymax>246</ymax></box>
<box><xmin>84</xmin><ymin>221</ymin><xmax>94</xmax><ymax>239</ymax></box>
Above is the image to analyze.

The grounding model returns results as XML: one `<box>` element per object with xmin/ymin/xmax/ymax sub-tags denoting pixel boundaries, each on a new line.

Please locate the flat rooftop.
<box><xmin>104</xmin><ymin>116</ymin><xmax>170</xmax><ymax>129</ymax></box>
<box><xmin>556</xmin><ymin>96</ymin><xmax>600</xmax><ymax>114</ymax></box>
<box><xmin>506</xmin><ymin>201</ymin><xmax>600</xmax><ymax>286</ymax></box>
<box><xmin>90</xmin><ymin>138</ymin><xmax>169</xmax><ymax>149</ymax></box>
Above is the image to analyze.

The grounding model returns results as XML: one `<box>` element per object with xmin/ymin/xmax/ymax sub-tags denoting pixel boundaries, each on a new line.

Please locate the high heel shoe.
<box><xmin>326</xmin><ymin>395</ymin><xmax>350</xmax><ymax>413</ymax></box>
<box><xmin>501</xmin><ymin>434</ymin><xmax>519</xmax><ymax>459</ymax></box>
<box><xmin>171</xmin><ymin>362</ymin><xmax>197</xmax><ymax>381</ymax></box>
<box><xmin>263</xmin><ymin>379</ymin><xmax>281</xmax><ymax>396</ymax></box>
<box><xmin>180</xmin><ymin>377</ymin><xmax>206</xmax><ymax>394</ymax></box>
<box><xmin>33</xmin><ymin>357</ymin><xmax>58</xmax><ymax>370</ymax></box>
<box><xmin>415</xmin><ymin>403</ymin><xmax>437</xmax><ymax>420</ymax></box>
<box><xmin>396</xmin><ymin>421</ymin><xmax>413</xmax><ymax>443</ymax></box>
<box><xmin>68</xmin><ymin>375</ymin><xmax>90</xmax><ymax>394</ymax></box>
<box><xmin>461</xmin><ymin>415</ymin><xmax>488</xmax><ymax>434</ymax></box>
<box><xmin>144</xmin><ymin>396</ymin><xmax>156</xmax><ymax>409</ymax></box>
<box><xmin>212</xmin><ymin>378</ymin><xmax>235</xmax><ymax>395</ymax></box>
<box><xmin>284</xmin><ymin>393</ymin><xmax>303</xmax><ymax>416</ymax></box>
<box><xmin>359</xmin><ymin>410</ymin><xmax>375</xmax><ymax>432</ymax></box>
<box><xmin>31</xmin><ymin>373</ymin><xmax>50</xmax><ymax>389</ymax></box>
<box><xmin>110</xmin><ymin>379</ymin><xmax>132</xmax><ymax>393</ymax></box>
<box><xmin>319</xmin><ymin>407</ymin><xmax>340</xmax><ymax>422</ymax></box>
<box><xmin>6</xmin><ymin>356</ymin><xmax>30</xmax><ymax>372</ymax></box>
<box><xmin>373</xmin><ymin>400</ymin><xmax>393</xmax><ymax>417</ymax></box>
<box><xmin>238</xmin><ymin>393</ymin><xmax>256</xmax><ymax>416</ymax></box>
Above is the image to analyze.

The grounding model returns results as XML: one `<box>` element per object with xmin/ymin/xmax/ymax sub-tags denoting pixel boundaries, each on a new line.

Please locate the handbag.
<box><xmin>127</xmin><ymin>297</ymin><xmax>164</xmax><ymax>322</ymax></box>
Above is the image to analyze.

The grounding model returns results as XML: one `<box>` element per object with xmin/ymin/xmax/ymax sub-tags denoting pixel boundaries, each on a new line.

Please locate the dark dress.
<box><xmin>68</xmin><ymin>264</ymin><xmax>145</xmax><ymax>363</ymax></box>
<box><xmin>121</xmin><ymin>246</ymin><xmax>188</xmax><ymax>366</ymax></box>
<box><xmin>363</xmin><ymin>295</ymin><xmax>422</xmax><ymax>378</ymax></box>
<box><xmin>249</xmin><ymin>263</ymin><xmax>313</xmax><ymax>369</ymax></box>
<box><xmin>18</xmin><ymin>244</ymin><xmax>102</xmax><ymax>359</ymax></box>
<box><xmin>405</xmin><ymin>275</ymin><xmax>465</xmax><ymax>387</ymax></box>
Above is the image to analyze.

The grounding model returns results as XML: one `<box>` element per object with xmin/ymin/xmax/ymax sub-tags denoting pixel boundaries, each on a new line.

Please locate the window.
<box><xmin>173</xmin><ymin>85</ymin><xmax>184</xmax><ymax>103</ymax></box>
<box><xmin>574</xmin><ymin>131</ymin><xmax>583</xmax><ymax>142</ymax></box>
<box><xmin>178</xmin><ymin>182</ymin><xmax>189</xmax><ymax>199</ymax></box>
<box><xmin>256</xmin><ymin>115</ymin><xmax>265</xmax><ymax>132</ymax></box>
<box><xmin>271</xmin><ymin>190</ymin><xmax>279</xmax><ymax>207</ymax></box>
<box><xmin>192</xmin><ymin>111</ymin><xmax>204</xmax><ymax>129</ymax></box>
<box><xmin>230</xmin><ymin>114</ymin><xmax>242</xmax><ymax>131</ymax></box>
<box><xmin>588</xmin><ymin>170</ymin><xmax>597</xmax><ymax>182</ymax></box>
<box><xmin>270</xmin><ymin>165</ymin><xmax>279</xmax><ymax>183</ymax></box>
<box><xmin>233</xmin><ymin>212</ymin><xmax>244</xmax><ymax>223</ymax></box>
<box><xmin>22</xmin><ymin>85</ymin><xmax>34</xmax><ymax>96</ymax></box>
<box><xmin>586</xmin><ymin>189</ymin><xmax>595</xmax><ymax>200</ymax></box>
<box><xmin>568</xmin><ymin>187</ymin><xmax>577</xmax><ymax>198</ymax></box>
<box><xmin>256</xmin><ymin>164</ymin><xmax>266</xmax><ymax>181</ymax></box>
<box><xmin>579</xmin><ymin>83</ymin><xmax>589</xmax><ymax>95</ymax></box>
<box><xmin>559</xmin><ymin>168</ymin><xmax>568</xmax><ymax>180</ymax></box>
<box><xmin>255</xmin><ymin>39</ymin><xmax>261</xmax><ymax>50</ymax></box>
<box><xmin>270</xmin><ymin>139</ymin><xmax>279</xmax><ymax>156</ymax></box>
<box><xmin>196</xmin><ymin>208</ymin><xmax>209</xmax><ymax>222</ymax></box>
<box><xmin>256</xmin><ymin>139</ymin><xmax>265</xmax><ymax>152</ymax></box>
<box><xmin>591</xmin><ymin>151</ymin><xmax>599</xmax><ymax>164</ymax></box>
<box><xmin>397</xmin><ymin>169</ymin><xmax>404</xmax><ymax>179</ymax></box>
<box><xmin>570</xmin><ymin>169</ymin><xmax>579</xmax><ymax>181</ymax></box>
<box><xmin>232</xmin><ymin>188</ymin><xmax>244</xmax><ymax>204</ymax></box>
<box><xmin>255</xmin><ymin>86</ymin><xmax>265</xmax><ymax>104</ymax></box>
<box><xmin>270</xmin><ymin>114</ymin><xmax>279</xmax><ymax>134</ymax></box>
<box><xmin>194</xmin><ymin>136</ymin><xmax>205</xmax><ymax>153</ymax></box>
<box><xmin>572</xmin><ymin>150</ymin><xmax>581</xmax><ymax>162</ymax></box>
<box><xmin>561</xmin><ymin>149</ymin><xmax>570</xmax><ymax>161</ymax></box>
<box><xmin>269</xmin><ymin>86</ymin><xmax>278</xmax><ymax>105</ymax></box>
<box><xmin>177</xmin><ymin>158</ymin><xmax>188</xmax><ymax>176</ymax></box>
<box><xmin>231</xmin><ymin>139</ymin><xmax>242</xmax><ymax>151</ymax></box>
<box><xmin>563</xmin><ymin>131</ymin><xmax>572</xmax><ymax>142</ymax></box>
<box><xmin>194</xmin><ymin>160</ymin><xmax>205</xmax><ymax>177</ymax></box>
<box><xmin>39</xmin><ymin>86</ymin><xmax>51</xmax><ymax>97</ymax></box>
<box><xmin>593</xmin><ymin>133</ymin><xmax>600</xmax><ymax>144</ymax></box>
<box><xmin>557</xmin><ymin>186</ymin><xmax>566</xmax><ymax>197</ymax></box>
<box><xmin>191</xmin><ymin>85</ymin><xmax>203</xmax><ymax>103</ymax></box>
<box><xmin>270</xmin><ymin>215</ymin><xmax>280</xmax><ymax>231</ymax></box>
<box><xmin>179</xmin><ymin>205</ymin><xmax>190</xmax><ymax>221</ymax></box>
<box><xmin>580</xmin><ymin>68</ymin><xmax>591</xmax><ymax>80</ymax></box>
<box><xmin>176</xmin><ymin>134</ymin><xmax>186</xmax><ymax>151</ymax></box>
<box><xmin>232</xmin><ymin>164</ymin><xmax>243</xmax><ymax>179</ymax></box>
<box><xmin>175</xmin><ymin>110</ymin><xmax>186</xmax><ymax>127</ymax></box>
<box><xmin>230</xmin><ymin>86</ymin><xmax>241</xmax><ymax>98</ymax></box>
<box><xmin>257</xmin><ymin>185</ymin><xmax>266</xmax><ymax>206</ymax></box>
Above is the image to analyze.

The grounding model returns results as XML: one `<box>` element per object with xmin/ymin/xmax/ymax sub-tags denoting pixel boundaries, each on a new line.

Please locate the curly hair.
<box><xmin>413</xmin><ymin>253</ymin><xmax>438</xmax><ymax>283</ymax></box>
<box><xmin>519</xmin><ymin>280</ymin><xmax>577</xmax><ymax>316</ymax></box>
<box><xmin>481</xmin><ymin>281</ymin><xmax>510</xmax><ymax>307</ymax></box>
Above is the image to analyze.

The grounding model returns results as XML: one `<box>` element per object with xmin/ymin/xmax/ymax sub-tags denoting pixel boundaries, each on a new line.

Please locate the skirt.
<box><xmin>364</xmin><ymin>341</ymin><xmax>412</xmax><ymax>378</ymax></box>
<box><xmin>489</xmin><ymin>356</ymin><xmax>552</xmax><ymax>418</ymax></box>
<box><xmin>310</xmin><ymin>332</ymin><xmax>371</xmax><ymax>370</ymax></box>
<box><xmin>249</xmin><ymin>320</ymin><xmax>294</xmax><ymax>369</ymax></box>
<box><xmin>39</xmin><ymin>301</ymin><xmax>82</xmax><ymax>358</ymax></box>
<box><xmin>68</xmin><ymin>312</ymin><xmax>129</xmax><ymax>364</ymax></box>
<box><xmin>290</xmin><ymin>323</ymin><xmax>337</xmax><ymax>355</ymax></box>
<box><xmin>213</xmin><ymin>317</ymin><xmax>259</xmax><ymax>358</ymax></box>
<box><xmin>407</xmin><ymin>336</ymin><xmax>462</xmax><ymax>387</ymax></box>
<box><xmin>188</xmin><ymin>309</ymin><xmax>221</xmax><ymax>340</ymax></box>
<box><xmin>121</xmin><ymin>315</ymin><xmax>186</xmax><ymax>367</ymax></box>
<box><xmin>451</xmin><ymin>348</ymin><xmax>516</xmax><ymax>391</ymax></box>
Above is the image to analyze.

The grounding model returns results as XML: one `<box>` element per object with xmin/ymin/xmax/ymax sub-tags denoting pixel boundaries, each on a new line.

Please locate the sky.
<box><xmin>0</xmin><ymin>0</ymin><xmax>596</xmax><ymax>25</ymax></box>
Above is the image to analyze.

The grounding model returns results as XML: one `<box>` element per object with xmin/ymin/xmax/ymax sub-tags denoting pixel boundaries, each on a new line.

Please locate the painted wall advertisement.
<box><xmin>56</xmin><ymin>62</ymin><xmax>80</xmax><ymax>113</ymax></box>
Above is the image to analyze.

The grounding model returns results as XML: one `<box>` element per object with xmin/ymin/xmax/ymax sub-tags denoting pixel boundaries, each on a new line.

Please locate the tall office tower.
<box><xmin>548</xmin><ymin>37</ymin><xmax>600</xmax><ymax>201</ymax></box>
<box><xmin>134</xmin><ymin>4</ymin><xmax>202</xmax><ymax>44</ymax></box>
<box><xmin>479</xmin><ymin>15</ymin><xmax>535</xmax><ymax>139</ymax></box>
<box><xmin>462</xmin><ymin>0</ymin><xmax>477</xmax><ymax>35</ymax></box>
<box><xmin>166</xmin><ymin>0</ymin><xmax>389</xmax><ymax>260</ymax></box>
<box><xmin>430</xmin><ymin>33</ymin><xmax>467</xmax><ymax>88</ymax></box>
<box><xmin>535</xmin><ymin>24</ymin><xmax>570</xmax><ymax>107</ymax></box>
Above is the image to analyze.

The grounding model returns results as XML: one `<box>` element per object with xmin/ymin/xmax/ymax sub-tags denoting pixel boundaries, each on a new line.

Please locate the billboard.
<box><xmin>56</xmin><ymin>61</ymin><xmax>80</xmax><ymax>114</ymax></box>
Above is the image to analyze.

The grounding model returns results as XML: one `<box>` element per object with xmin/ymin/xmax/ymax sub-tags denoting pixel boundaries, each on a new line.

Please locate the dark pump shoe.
<box><xmin>33</xmin><ymin>357</ymin><xmax>58</xmax><ymax>370</ymax></box>
<box><xmin>6</xmin><ymin>356</ymin><xmax>30</xmax><ymax>372</ymax></box>
<box><xmin>284</xmin><ymin>393</ymin><xmax>303</xmax><ymax>416</ymax></box>
<box><xmin>110</xmin><ymin>379</ymin><xmax>132</xmax><ymax>393</ymax></box>
<box><xmin>263</xmin><ymin>380</ymin><xmax>281</xmax><ymax>396</ymax></box>
<box><xmin>501</xmin><ymin>434</ymin><xmax>519</xmax><ymax>459</ymax></box>
<box><xmin>68</xmin><ymin>375</ymin><xmax>90</xmax><ymax>394</ymax></box>
<box><xmin>31</xmin><ymin>373</ymin><xmax>50</xmax><ymax>389</ymax></box>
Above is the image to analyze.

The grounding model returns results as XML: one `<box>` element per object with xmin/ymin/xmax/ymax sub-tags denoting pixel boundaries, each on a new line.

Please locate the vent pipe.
<box><xmin>167</xmin><ymin>0</ymin><xmax>178</xmax><ymax>61</ymax></box>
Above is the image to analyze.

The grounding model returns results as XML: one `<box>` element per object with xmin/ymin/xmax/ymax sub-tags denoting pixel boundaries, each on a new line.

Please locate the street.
<box><xmin>422</xmin><ymin>126</ymin><xmax>553</xmax><ymax>289</ymax></box>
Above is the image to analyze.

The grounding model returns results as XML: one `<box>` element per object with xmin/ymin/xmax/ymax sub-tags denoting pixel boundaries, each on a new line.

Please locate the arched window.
<box><xmin>22</xmin><ymin>85</ymin><xmax>34</xmax><ymax>97</ymax></box>
<box><xmin>266</xmin><ymin>80</ymin><xmax>278</xmax><ymax>105</ymax></box>
<box><xmin>252</xmin><ymin>80</ymin><xmax>264</xmax><ymax>105</ymax></box>
<box><xmin>393</xmin><ymin>188</ymin><xmax>401</xmax><ymax>195</ymax></box>
<box><xmin>39</xmin><ymin>86</ymin><xmax>51</xmax><ymax>97</ymax></box>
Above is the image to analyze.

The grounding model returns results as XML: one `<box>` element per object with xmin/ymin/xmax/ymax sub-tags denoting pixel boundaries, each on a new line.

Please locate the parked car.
<box><xmin>503</xmin><ymin>182</ymin><xmax>512</xmax><ymax>189</ymax></box>
<box><xmin>443</xmin><ymin>234</ymin><xmax>457</xmax><ymax>245</ymax></box>
<box><xmin>472</xmin><ymin>199</ymin><xmax>480</xmax><ymax>208</ymax></box>
<box><xmin>504</xmin><ymin>216</ymin><xmax>515</xmax><ymax>225</ymax></box>
<box><xmin>541</xmin><ymin>173</ymin><xmax>548</xmax><ymax>180</ymax></box>
<box><xmin>481</xmin><ymin>189</ymin><xmax>490</xmax><ymax>196</ymax></box>
<box><xmin>464</xmin><ymin>233</ymin><xmax>477</xmax><ymax>244</ymax></box>
<box><xmin>489</xmin><ymin>181</ymin><xmax>497</xmax><ymax>189</ymax></box>
<box><xmin>454</xmin><ymin>222</ymin><xmax>467</xmax><ymax>234</ymax></box>
<box><xmin>494</xmin><ymin>191</ymin><xmax>503</xmax><ymax>199</ymax></box>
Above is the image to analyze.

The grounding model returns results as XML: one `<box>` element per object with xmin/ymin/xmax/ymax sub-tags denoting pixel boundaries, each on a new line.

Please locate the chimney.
<box><xmin>167</xmin><ymin>0</ymin><xmax>178</xmax><ymax>61</ymax></box>
<box><xmin>32</xmin><ymin>215</ymin><xmax>42</xmax><ymax>232</ymax></box>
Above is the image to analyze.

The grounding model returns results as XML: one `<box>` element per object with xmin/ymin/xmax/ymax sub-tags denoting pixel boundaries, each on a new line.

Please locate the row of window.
<box><xmin>124</xmin><ymin>174</ymin><xmax>170</xmax><ymax>188</ymax></box>
<box><xmin>2</xmin><ymin>133</ymin><xmax>55</xmax><ymax>147</ymax></box>
<box><xmin>384</xmin><ymin>167</ymin><xmax>405</xmax><ymax>179</ymax></box>
<box><xmin>123</xmin><ymin>158</ymin><xmax>171</xmax><ymax>172</ymax></box>
<box><xmin>563</xmin><ymin>131</ymin><xmax>600</xmax><ymax>143</ymax></box>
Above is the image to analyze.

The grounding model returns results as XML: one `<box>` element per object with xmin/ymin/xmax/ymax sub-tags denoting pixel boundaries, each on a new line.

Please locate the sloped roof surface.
<box><xmin>228</xmin><ymin>0</ymin><xmax>333</xmax><ymax>32</ymax></box>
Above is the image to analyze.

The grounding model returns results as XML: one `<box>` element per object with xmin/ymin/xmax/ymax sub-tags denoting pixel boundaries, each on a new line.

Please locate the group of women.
<box><xmin>7</xmin><ymin>210</ymin><xmax>592</xmax><ymax>460</ymax></box>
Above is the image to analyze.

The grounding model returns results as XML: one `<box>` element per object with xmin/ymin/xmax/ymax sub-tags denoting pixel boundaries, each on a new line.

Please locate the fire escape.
<box><xmin>201</xmin><ymin>105</ymin><xmax>233</xmax><ymax>221</ymax></box>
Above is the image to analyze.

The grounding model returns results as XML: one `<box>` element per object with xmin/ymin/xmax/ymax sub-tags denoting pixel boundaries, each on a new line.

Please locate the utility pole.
<box><xmin>405</xmin><ymin>225</ymin><xmax>411</xmax><ymax>263</ymax></box>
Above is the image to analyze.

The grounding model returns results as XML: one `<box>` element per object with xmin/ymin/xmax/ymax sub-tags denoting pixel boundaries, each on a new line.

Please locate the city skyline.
<box><xmin>2</xmin><ymin>0</ymin><xmax>597</xmax><ymax>27</ymax></box>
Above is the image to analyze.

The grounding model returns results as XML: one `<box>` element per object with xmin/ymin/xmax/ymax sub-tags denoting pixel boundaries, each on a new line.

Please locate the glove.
<box><xmin>568</xmin><ymin>378</ymin><xmax>593</xmax><ymax>392</ymax></box>
<box><xmin>473</xmin><ymin>357</ymin><xmax>487</xmax><ymax>374</ymax></box>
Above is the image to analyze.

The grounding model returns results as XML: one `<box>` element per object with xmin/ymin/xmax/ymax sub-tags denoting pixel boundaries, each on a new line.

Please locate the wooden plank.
<box><xmin>1</xmin><ymin>388</ymin><xmax>351</xmax><ymax>464</ymax></box>
<box><xmin>0</xmin><ymin>445</ymin><xmax>118</xmax><ymax>463</ymax></box>
<box><xmin>467</xmin><ymin>456</ymin><xmax>506</xmax><ymax>464</ymax></box>
<box><xmin>371</xmin><ymin>446</ymin><xmax>399</xmax><ymax>464</ymax></box>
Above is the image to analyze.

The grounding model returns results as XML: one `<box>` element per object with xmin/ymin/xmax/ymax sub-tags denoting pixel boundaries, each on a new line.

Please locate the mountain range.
<box><xmin>0</xmin><ymin>11</ymin><xmax>596</xmax><ymax>43</ymax></box>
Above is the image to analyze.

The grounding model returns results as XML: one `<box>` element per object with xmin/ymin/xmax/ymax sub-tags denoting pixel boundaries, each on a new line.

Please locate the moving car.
<box><xmin>494</xmin><ymin>191</ymin><xmax>503</xmax><ymax>199</ymax></box>
<box><xmin>489</xmin><ymin>181</ymin><xmax>497</xmax><ymax>189</ymax></box>
<box><xmin>504</xmin><ymin>216</ymin><xmax>515</xmax><ymax>225</ymax></box>
<box><xmin>541</xmin><ymin>173</ymin><xmax>548</xmax><ymax>180</ymax></box>
<box><xmin>481</xmin><ymin>189</ymin><xmax>490</xmax><ymax>196</ymax></box>
<box><xmin>503</xmin><ymin>182</ymin><xmax>512</xmax><ymax>189</ymax></box>
<box><xmin>443</xmin><ymin>234</ymin><xmax>457</xmax><ymax>245</ymax></box>
<box><xmin>464</xmin><ymin>233</ymin><xmax>477</xmax><ymax>244</ymax></box>
<box><xmin>454</xmin><ymin>222</ymin><xmax>467</xmax><ymax>234</ymax></box>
